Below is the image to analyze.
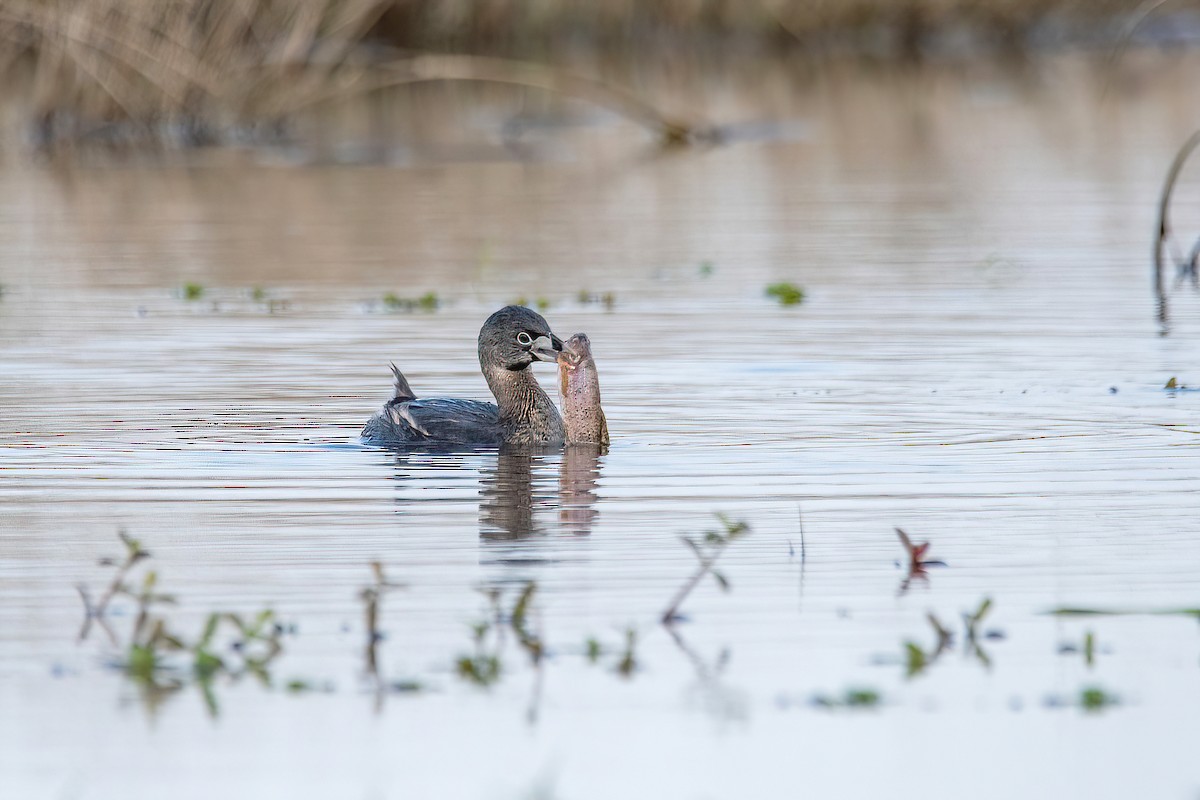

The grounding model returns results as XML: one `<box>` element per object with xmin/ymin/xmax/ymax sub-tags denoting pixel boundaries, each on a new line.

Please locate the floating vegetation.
<box><xmin>661</xmin><ymin>514</ymin><xmax>749</xmax><ymax>625</ymax></box>
<box><xmin>962</xmin><ymin>597</ymin><xmax>995</xmax><ymax>669</ymax></box>
<box><xmin>456</xmin><ymin>631</ymin><xmax>503</xmax><ymax>687</ymax></box>
<box><xmin>247</xmin><ymin>286</ymin><xmax>291</xmax><ymax>314</ymax></box>
<box><xmin>1059</xmin><ymin>631</ymin><xmax>1099</xmax><ymax>668</ymax></box>
<box><xmin>510</xmin><ymin>581</ymin><xmax>545</xmax><ymax>666</ymax></box>
<box><xmin>902</xmin><ymin>613</ymin><xmax>954</xmax><ymax>679</ymax></box>
<box><xmin>1079</xmin><ymin>686</ymin><xmax>1120</xmax><ymax>713</ymax></box>
<box><xmin>699</xmin><ymin>261</ymin><xmax>715</xmax><ymax>277</ymax></box>
<box><xmin>765</xmin><ymin>282</ymin><xmax>805</xmax><ymax>306</ymax></box>
<box><xmin>382</xmin><ymin>291</ymin><xmax>439</xmax><ymax>313</ymax></box>
<box><xmin>359</xmin><ymin>562</ymin><xmax>412</xmax><ymax>705</ymax></box>
<box><xmin>1048</xmin><ymin>685</ymin><xmax>1122</xmax><ymax>713</ymax></box>
<box><xmin>77</xmin><ymin>531</ymin><xmax>288</xmax><ymax>717</ymax></box>
<box><xmin>891</xmin><ymin>600</ymin><xmax>998</xmax><ymax>679</ymax></box>
<box><xmin>896</xmin><ymin>527</ymin><xmax>945</xmax><ymax>571</ymax></box>
<box><xmin>615</xmin><ymin>628</ymin><xmax>638</xmax><ymax>678</ymax></box>
<box><xmin>1046</xmin><ymin>607</ymin><xmax>1200</xmax><ymax>619</ymax></box>
<box><xmin>77</xmin><ymin>530</ymin><xmax>149</xmax><ymax>644</ymax></box>
<box><xmin>181</xmin><ymin>282</ymin><xmax>205</xmax><ymax>301</ymax></box>
<box><xmin>895</xmin><ymin>527</ymin><xmax>947</xmax><ymax>595</ymax></box>
<box><xmin>513</xmin><ymin>296</ymin><xmax>552</xmax><ymax>311</ymax></box>
<box><xmin>575</xmin><ymin>290</ymin><xmax>616</xmax><ymax>311</ymax></box>
<box><xmin>455</xmin><ymin>585</ymin><xmax>511</xmax><ymax>689</ymax></box>
<box><xmin>578</xmin><ymin>628</ymin><xmax>639</xmax><ymax>677</ymax></box>
<box><xmin>811</xmin><ymin>687</ymin><xmax>882</xmax><ymax>710</ymax></box>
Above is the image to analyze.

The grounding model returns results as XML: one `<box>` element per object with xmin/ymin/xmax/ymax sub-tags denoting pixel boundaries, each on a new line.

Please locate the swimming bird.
<box><xmin>361</xmin><ymin>305</ymin><xmax>566</xmax><ymax>448</ymax></box>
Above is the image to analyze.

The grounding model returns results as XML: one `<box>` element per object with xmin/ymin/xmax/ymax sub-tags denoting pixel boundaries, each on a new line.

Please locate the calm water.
<box><xmin>3</xmin><ymin>52</ymin><xmax>1200</xmax><ymax>799</ymax></box>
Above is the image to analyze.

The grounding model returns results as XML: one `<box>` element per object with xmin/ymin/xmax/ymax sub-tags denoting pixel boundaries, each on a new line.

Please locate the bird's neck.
<box><xmin>482</xmin><ymin>364</ymin><xmax>560</xmax><ymax>426</ymax></box>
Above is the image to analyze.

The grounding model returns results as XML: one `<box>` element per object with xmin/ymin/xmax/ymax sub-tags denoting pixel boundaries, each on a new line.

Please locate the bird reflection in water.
<box><xmin>478</xmin><ymin>445</ymin><xmax>604</xmax><ymax>540</ymax></box>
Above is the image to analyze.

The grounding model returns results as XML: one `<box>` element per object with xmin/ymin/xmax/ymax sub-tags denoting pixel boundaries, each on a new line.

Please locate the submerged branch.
<box><xmin>291</xmin><ymin>54</ymin><xmax>710</xmax><ymax>147</ymax></box>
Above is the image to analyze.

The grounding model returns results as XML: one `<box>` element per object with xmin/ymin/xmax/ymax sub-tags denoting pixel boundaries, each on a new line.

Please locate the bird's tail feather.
<box><xmin>390</xmin><ymin>363</ymin><xmax>416</xmax><ymax>401</ymax></box>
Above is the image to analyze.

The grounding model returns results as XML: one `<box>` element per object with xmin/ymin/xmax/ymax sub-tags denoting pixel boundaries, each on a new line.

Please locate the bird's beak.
<box><xmin>530</xmin><ymin>334</ymin><xmax>563</xmax><ymax>363</ymax></box>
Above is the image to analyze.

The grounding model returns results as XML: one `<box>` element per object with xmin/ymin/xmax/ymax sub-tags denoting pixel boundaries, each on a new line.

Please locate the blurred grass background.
<box><xmin>1</xmin><ymin>0</ymin><xmax>1197</xmax><ymax>151</ymax></box>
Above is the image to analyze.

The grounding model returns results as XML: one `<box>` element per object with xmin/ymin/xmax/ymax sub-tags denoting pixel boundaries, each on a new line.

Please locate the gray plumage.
<box><xmin>361</xmin><ymin>306</ymin><xmax>566</xmax><ymax>448</ymax></box>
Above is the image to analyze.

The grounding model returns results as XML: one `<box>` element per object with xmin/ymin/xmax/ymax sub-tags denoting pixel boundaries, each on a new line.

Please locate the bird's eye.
<box><xmin>516</xmin><ymin>331</ymin><xmax>534</xmax><ymax>346</ymax></box>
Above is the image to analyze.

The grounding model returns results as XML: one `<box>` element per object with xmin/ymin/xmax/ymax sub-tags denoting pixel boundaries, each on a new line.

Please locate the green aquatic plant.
<box><xmin>456</xmin><ymin>621</ymin><xmax>503</xmax><ymax>688</ymax></box>
<box><xmin>455</xmin><ymin>586</ymin><xmax>513</xmax><ymax>689</ymax></box>
<box><xmin>615</xmin><ymin>628</ymin><xmax>638</xmax><ymax>678</ymax></box>
<box><xmin>576</xmin><ymin>290</ymin><xmax>616</xmax><ymax>310</ymax></box>
<box><xmin>1080</xmin><ymin>686</ymin><xmax>1119</xmax><ymax>713</ymax></box>
<box><xmin>182</xmin><ymin>282</ymin><xmax>205</xmax><ymax>301</ymax></box>
<box><xmin>584</xmin><ymin>637</ymin><xmax>603</xmax><ymax>663</ymax></box>
<box><xmin>765</xmin><ymin>282</ymin><xmax>804</xmax><ymax>306</ymax></box>
<box><xmin>902</xmin><ymin>612</ymin><xmax>953</xmax><ymax>679</ymax></box>
<box><xmin>359</xmin><ymin>562</ymin><xmax>414</xmax><ymax>707</ymax></box>
<box><xmin>1046</xmin><ymin>606</ymin><xmax>1200</xmax><ymax>619</ymax></box>
<box><xmin>579</xmin><ymin>627</ymin><xmax>640</xmax><ymax>678</ymax></box>
<box><xmin>77</xmin><ymin>530</ymin><xmax>149</xmax><ymax>643</ymax></box>
<box><xmin>360</xmin><ymin>562</ymin><xmax>405</xmax><ymax>677</ymax></box>
<box><xmin>699</xmin><ymin>261</ymin><xmax>715</xmax><ymax>277</ymax></box>
<box><xmin>961</xmin><ymin>597</ymin><xmax>995</xmax><ymax>669</ymax></box>
<box><xmin>510</xmin><ymin>581</ymin><xmax>545</xmax><ymax>665</ymax></box>
<box><xmin>78</xmin><ymin>531</ymin><xmax>288</xmax><ymax>716</ymax></box>
<box><xmin>904</xmin><ymin>641</ymin><xmax>927</xmax><ymax>678</ymax></box>
<box><xmin>661</xmin><ymin>514</ymin><xmax>749</xmax><ymax>624</ymax></box>
<box><xmin>812</xmin><ymin>687</ymin><xmax>882</xmax><ymax>709</ymax></box>
<box><xmin>382</xmin><ymin>291</ymin><xmax>439</xmax><ymax>312</ymax></box>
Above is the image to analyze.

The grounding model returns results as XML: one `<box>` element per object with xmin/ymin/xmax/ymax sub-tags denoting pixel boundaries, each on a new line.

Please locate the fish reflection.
<box><xmin>380</xmin><ymin>444</ymin><xmax>604</xmax><ymax>540</ymax></box>
<box><xmin>558</xmin><ymin>444</ymin><xmax>604</xmax><ymax>536</ymax></box>
<box><xmin>478</xmin><ymin>445</ymin><xmax>605</xmax><ymax>539</ymax></box>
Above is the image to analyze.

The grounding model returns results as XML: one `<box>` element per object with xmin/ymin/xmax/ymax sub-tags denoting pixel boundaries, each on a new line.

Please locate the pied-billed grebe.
<box><xmin>361</xmin><ymin>305</ymin><xmax>566</xmax><ymax>448</ymax></box>
<box><xmin>558</xmin><ymin>333</ymin><xmax>609</xmax><ymax>446</ymax></box>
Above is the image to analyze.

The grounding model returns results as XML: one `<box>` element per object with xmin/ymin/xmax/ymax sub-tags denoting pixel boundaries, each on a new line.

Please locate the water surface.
<box><xmin>3</xmin><ymin>52</ymin><xmax>1200</xmax><ymax>799</ymax></box>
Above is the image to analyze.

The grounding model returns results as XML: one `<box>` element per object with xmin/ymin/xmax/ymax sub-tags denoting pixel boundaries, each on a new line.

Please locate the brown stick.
<box><xmin>1154</xmin><ymin>129</ymin><xmax>1200</xmax><ymax>331</ymax></box>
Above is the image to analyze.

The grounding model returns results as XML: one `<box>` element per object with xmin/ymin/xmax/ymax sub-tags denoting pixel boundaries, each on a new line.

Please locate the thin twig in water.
<box><xmin>797</xmin><ymin>505</ymin><xmax>807</xmax><ymax>563</ymax></box>
<box><xmin>77</xmin><ymin>530</ymin><xmax>148</xmax><ymax>643</ymax></box>
<box><xmin>360</xmin><ymin>561</ymin><xmax>406</xmax><ymax>707</ymax></box>
<box><xmin>661</xmin><ymin>515</ymin><xmax>749</xmax><ymax>625</ymax></box>
<box><xmin>1154</xmin><ymin>129</ymin><xmax>1200</xmax><ymax>332</ymax></box>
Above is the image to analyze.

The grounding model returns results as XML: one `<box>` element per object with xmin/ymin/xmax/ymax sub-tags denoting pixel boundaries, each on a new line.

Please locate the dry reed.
<box><xmin>0</xmin><ymin>0</ymin><xmax>1192</xmax><ymax>150</ymax></box>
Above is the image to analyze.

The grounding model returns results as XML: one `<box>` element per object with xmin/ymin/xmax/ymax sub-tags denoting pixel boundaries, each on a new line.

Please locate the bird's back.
<box><xmin>362</xmin><ymin>396</ymin><xmax>504</xmax><ymax>447</ymax></box>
